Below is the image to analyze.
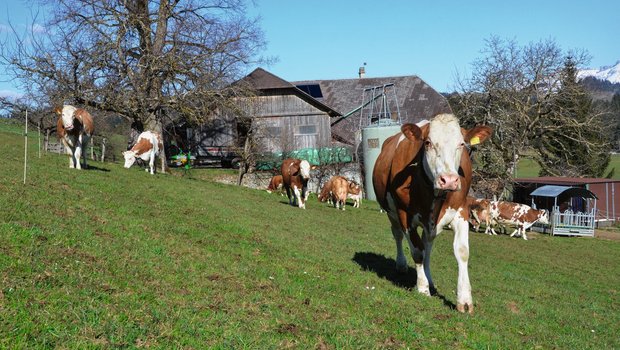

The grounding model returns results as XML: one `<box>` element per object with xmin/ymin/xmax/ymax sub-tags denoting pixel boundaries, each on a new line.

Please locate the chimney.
<box><xmin>358</xmin><ymin>66</ymin><xmax>366</xmax><ymax>79</ymax></box>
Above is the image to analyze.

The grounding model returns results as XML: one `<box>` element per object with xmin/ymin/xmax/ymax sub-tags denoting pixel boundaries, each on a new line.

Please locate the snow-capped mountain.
<box><xmin>578</xmin><ymin>61</ymin><xmax>620</xmax><ymax>84</ymax></box>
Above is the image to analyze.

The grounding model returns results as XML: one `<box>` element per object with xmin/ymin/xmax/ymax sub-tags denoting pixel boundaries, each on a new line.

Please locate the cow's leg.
<box><xmin>293</xmin><ymin>186</ymin><xmax>304</xmax><ymax>209</ymax></box>
<box><xmin>453</xmin><ymin>218</ymin><xmax>474</xmax><ymax>314</ymax></box>
<box><xmin>389</xmin><ymin>223</ymin><xmax>408</xmax><ymax>273</ymax></box>
<box><xmin>81</xmin><ymin>135</ymin><xmax>89</xmax><ymax>169</ymax></box>
<box><xmin>421</xmin><ymin>229</ymin><xmax>435</xmax><ymax>294</ymax></box>
<box><xmin>74</xmin><ymin>146</ymin><xmax>82</xmax><ymax>170</ymax></box>
<box><xmin>509</xmin><ymin>228</ymin><xmax>518</xmax><ymax>237</ymax></box>
<box><xmin>404</xmin><ymin>226</ymin><xmax>430</xmax><ymax>296</ymax></box>
<box><xmin>65</xmin><ymin>146</ymin><xmax>76</xmax><ymax>168</ymax></box>
<box><xmin>149</xmin><ymin>155</ymin><xmax>155</xmax><ymax>175</ymax></box>
<box><xmin>285</xmin><ymin>186</ymin><xmax>294</xmax><ymax>206</ymax></box>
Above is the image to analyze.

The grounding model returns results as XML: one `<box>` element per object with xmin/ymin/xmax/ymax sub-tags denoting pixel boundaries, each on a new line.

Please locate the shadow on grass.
<box><xmin>352</xmin><ymin>251</ymin><xmax>456</xmax><ymax>310</ymax></box>
<box><xmin>85</xmin><ymin>164</ymin><xmax>110</xmax><ymax>172</ymax></box>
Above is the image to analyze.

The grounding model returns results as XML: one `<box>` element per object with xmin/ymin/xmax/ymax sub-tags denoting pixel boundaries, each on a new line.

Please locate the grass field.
<box><xmin>516</xmin><ymin>154</ymin><xmax>620</xmax><ymax>179</ymax></box>
<box><xmin>1</xmin><ymin>120</ymin><xmax>619</xmax><ymax>349</ymax></box>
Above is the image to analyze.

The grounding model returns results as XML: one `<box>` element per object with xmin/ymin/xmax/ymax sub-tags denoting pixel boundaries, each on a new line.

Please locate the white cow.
<box><xmin>123</xmin><ymin>131</ymin><xmax>162</xmax><ymax>175</ymax></box>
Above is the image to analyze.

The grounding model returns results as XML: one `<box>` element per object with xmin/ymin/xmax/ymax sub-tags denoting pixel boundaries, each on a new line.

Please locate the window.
<box><xmin>296</xmin><ymin>84</ymin><xmax>323</xmax><ymax>98</ymax></box>
<box><xmin>297</xmin><ymin>125</ymin><xmax>317</xmax><ymax>135</ymax></box>
<box><xmin>266</xmin><ymin>126</ymin><xmax>281</xmax><ymax>138</ymax></box>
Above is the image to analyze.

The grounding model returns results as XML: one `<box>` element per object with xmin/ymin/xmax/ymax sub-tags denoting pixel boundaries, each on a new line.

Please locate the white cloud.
<box><xmin>31</xmin><ymin>23</ymin><xmax>45</xmax><ymax>34</ymax></box>
<box><xmin>0</xmin><ymin>89</ymin><xmax>24</xmax><ymax>100</ymax></box>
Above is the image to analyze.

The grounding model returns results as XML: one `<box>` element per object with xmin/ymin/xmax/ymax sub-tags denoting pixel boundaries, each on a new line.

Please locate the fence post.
<box><xmin>101</xmin><ymin>138</ymin><xmax>106</xmax><ymax>162</ymax></box>
<box><xmin>38</xmin><ymin>120</ymin><xmax>41</xmax><ymax>158</ymax></box>
<box><xmin>23</xmin><ymin>110</ymin><xmax>28</xmax><ymax>185</ymax></box>
<box><xmin>44</xmin><ymin>129</ymin><xmax>50</xmax><ymax>152</ymax></box>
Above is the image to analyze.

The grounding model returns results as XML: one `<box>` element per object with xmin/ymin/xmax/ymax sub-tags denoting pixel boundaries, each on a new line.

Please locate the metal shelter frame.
<box><xmin>530</xmin><ymin>185</ymin><xmax>598</xmax><ymax>237</ymax></box>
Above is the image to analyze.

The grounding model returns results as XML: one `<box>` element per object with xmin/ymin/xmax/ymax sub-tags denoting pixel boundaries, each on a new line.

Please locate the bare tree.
<box><xmin>1</xmin><ymin>0</ymin><xmax>268</xmax><ymax>172</ymax></box>
<box><xmin>451</xmin><ymin>37</ymin><xmax>609</xmax><ymax>198</ymax></box>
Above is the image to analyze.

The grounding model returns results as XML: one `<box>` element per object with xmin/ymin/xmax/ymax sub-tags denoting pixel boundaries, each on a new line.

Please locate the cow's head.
<box><xmin>299</xmin><ymin>160</ymin><xmax>311</xmax><ymax>180</ymax></box>
<box><xmin>348</xmin><ymin>181</ymin><xmax>362</xmax><ymax>195</ymax></box>
<box><xmin>537</xmin><ymin>209</ymin><xmax>550</xmax><ymax>225</ymax></box>
<box><xmin>402</xmin><ymin>113</ymin><xmax>492</xmax><ymax>192</ymax></box>
<box><xmin>56</xmin><ymin>105</ymin><xmax>77</xmax><ymax>131</ymax></box>
<box><xmin>122</xmin><ymin>150</ymin><xmax>137</xmax><ymax>168</ymax></box>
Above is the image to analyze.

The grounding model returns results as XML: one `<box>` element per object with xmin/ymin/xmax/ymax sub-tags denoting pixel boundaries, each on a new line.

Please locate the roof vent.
<box><xmin>358</xmin><ymin>66</ymin><xmax>366</xmax><ymax>79</ymax></box>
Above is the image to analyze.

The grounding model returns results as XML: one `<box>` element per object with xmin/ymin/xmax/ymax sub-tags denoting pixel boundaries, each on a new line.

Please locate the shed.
<box><xmin>529</xmin><ymin>185</ymin><xmax>598</xmax><ymax>237</ymax></box>
<box><xmin>514</xmin><ymin>177</ymin><xmax>620</xmax><ymax>224</ymax></box>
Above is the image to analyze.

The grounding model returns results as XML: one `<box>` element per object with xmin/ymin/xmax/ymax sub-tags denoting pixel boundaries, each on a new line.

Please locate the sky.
<box><xmin>1</xmin><ymin>0</ymin><xmax>619</xmax><ymax>98</ymax></box>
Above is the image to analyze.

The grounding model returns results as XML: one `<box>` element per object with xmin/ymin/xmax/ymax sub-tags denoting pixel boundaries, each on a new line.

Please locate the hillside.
<box><xmin>0</xmin><ymin>120</ymin><xmax>619</xmax><ymax>348</ymax></box>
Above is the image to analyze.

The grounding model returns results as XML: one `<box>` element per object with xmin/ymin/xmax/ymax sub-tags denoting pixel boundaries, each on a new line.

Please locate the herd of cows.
<box><xmin>56</xmin><ymin>104</ymin><xmax>163</xmax><ymax>174</ymax></box>
<box><xmin>57</xmin><ymin>105</ymin><xmax>551</xmax><ymax>314</ymax></box>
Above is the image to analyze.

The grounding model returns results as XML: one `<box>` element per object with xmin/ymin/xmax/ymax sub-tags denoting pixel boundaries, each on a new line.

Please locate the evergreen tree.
<box><xmin>536</xmin><ymin>56</ymin><xmax>611</xmax><ymax>177</ymax></box>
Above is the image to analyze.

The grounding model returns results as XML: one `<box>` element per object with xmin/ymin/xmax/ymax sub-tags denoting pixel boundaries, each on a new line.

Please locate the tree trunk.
<box><xmin>145</xmin><ymin>115</ymin><xmax>167</xmax><ymax>174</ymax></box>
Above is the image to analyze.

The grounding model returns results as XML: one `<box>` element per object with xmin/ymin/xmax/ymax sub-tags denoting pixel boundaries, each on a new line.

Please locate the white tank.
<box><xmin>362</xmin><ymin>122</ymin><xmax>402</xmax><ymax>201</ymax></box>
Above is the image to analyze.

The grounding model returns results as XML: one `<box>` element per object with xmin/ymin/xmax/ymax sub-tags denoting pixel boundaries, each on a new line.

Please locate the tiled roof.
<box><xmin>239</xmin><ymin>68</ymin><xmax>341</xmax><ymax>117</ymax></box>
<box><xmin>293</xmin><ymin>75</ymin><xmax>452</xmax><ymax>145</ymax></box>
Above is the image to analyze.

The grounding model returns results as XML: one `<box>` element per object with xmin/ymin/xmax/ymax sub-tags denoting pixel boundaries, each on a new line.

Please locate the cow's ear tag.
<box><xmin>470</xmin><ymin>136</ymin><xmax>480</xmax><ymax>146</ymax></box>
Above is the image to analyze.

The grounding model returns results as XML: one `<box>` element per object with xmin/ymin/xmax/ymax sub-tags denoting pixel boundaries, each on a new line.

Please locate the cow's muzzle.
<box><xmin>437</xmin><ymin>173</ymin><xmax>461</xmax><ymax>191</ymax></box>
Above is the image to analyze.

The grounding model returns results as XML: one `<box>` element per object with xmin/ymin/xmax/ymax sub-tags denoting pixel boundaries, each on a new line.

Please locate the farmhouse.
<box><xmin>166</xmin><ymin>67</ymin><xmax>451</xmax><ymax>167</ymax></box>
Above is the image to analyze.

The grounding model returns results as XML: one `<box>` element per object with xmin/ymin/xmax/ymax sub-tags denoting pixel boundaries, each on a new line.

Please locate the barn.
<box><xmin>514</xmin><ymin>177</ymin><xmax>620</xmax><ymax>224</ymax></box>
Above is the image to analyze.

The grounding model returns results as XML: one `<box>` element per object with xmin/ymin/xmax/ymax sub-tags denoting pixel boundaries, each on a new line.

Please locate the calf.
<box><xmin>489</xmin><ymin>201</ymin><xmax>550</xmax><ymax>240</ymax></box>
<box><xmin>373</xmin><ymin>113</ymin><xmax>492</xmax><ymax>313</ymax></box>
<box><xmin>267</xmin><ymin>175</ymin><xmax>283</xmax><ymax>194</ymax></box>
<box><xmin>122</xmin><ymin>131</ymin><xmax>162</xmax><ymax>175</ymax></box>
<box><xmin>281</xmin><ymin>158</ymin><xmax>311</xmax><ymax>209</ymax></box>
<box><xmin>347</xmin><ymin>181</ymin><xmax>363</xmax><ymax>208</ymax></box>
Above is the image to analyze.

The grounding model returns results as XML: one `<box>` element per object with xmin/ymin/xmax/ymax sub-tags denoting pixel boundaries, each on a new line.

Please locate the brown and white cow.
<box><xmin>467</xmin><ymin>197</ymin><xmax>495</xmax><ymax>234</ymax></box>
<box><xmin>347</xmin><ymin>181</ymin><xmax>363</xmax><ymax>208</ymax></box>
<box><xmin>122</xmin><ymin>131</ymin><xmax>162</xmax><ymax>175</ymax></box>
<box><xmin>267</xmin><ymin>174</ymin><xmax>284</xmax><ymax>194</ymax></box>
<box><xmin>488</xmin><ymin>201</ymin><xmax>549</xmax><ymax>240</ymax></box>
<box><xmin>56</xmin><ymin>105</ymin><xmax>95</xmax><ymax>170</ymax></box>
<box><xmin>318</xmin><ymin>178</ymin><xmax>334</xmax><ymax>204</ymax></box>
<box><xmin>281</xmin><ymin>158</ymin><xmax>311</xmax><ymax>209</ymax></box>
<box><xmin>329</xmin><ymin>176</ymin><xmax>350</xmax><ymax>210</ymax></box>
<box><xmin>373</xmin><ymin>113</ymin><xmax>492</xmax><ymax>313</ymax></box>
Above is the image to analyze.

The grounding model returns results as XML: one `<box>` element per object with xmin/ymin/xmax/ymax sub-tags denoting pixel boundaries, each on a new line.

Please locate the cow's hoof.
<box><xmin>457</xmin><ymin>303</ymin><xmax>474</xmax><ymax>314</ymax></box>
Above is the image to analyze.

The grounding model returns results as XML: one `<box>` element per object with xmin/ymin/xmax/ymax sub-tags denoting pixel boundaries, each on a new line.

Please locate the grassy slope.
<box><xmin>1</xmin><ymin>121</ymin><xmax>619</xmax><ymax>349</ymax></box>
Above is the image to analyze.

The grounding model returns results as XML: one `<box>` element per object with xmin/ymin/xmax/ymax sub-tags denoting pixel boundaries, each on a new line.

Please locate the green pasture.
<box><xmin>0</xmin><ymin>120</ymin><xmax>619</xmax><ymax>348</ymax></box>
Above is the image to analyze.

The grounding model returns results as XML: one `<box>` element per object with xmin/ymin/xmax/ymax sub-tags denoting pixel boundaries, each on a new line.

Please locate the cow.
<box><xmin>488</xmin><ymin>201</ymin><xmax>550</xmax><ymax>240</ymax></box>
<box><xmin>373</xmin><ymin>113</ymin><xmax>492</xmax><ymax>314</ymax></box>
<box><xmin>347</xmin><ymin>181</ymin><xmax>363</xmax><ymax>208</ymax></box>
<box><xmin>467</xmin><ymin>197</ymin><xmax>495</xmax><ymax>234</ymax></box>
<box><xmin>267</xmin><ymin>175</ymin><xmax>284</xmax><ymax>194</ymax></box>
<box><xmin>329</xmin><ymin>176</ymin><xmax>350</xmax><ymax>210</ymax></box>
<box><xmin>55</xmin><ymin>105</ymin><xmax>94</xmax><ymax>170</ymax></box>
<box><xmin>319</xmin><ymin>176</ymin><xmax>363</xmax><ymax>209</ymax></box>
<box><xmin>318</xmin><ymin>177</ymin><xmax>335</xmax><ymax>204</ymax></box>
<box><xmin>122</xmin><ymin>131</ymin><xmax>162</xmax><ymax>175</ymax></box>
<box><xmin>281</xmin><ymin>158</ymin><xmax>311</xmax><ymax>209</ymax></box>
